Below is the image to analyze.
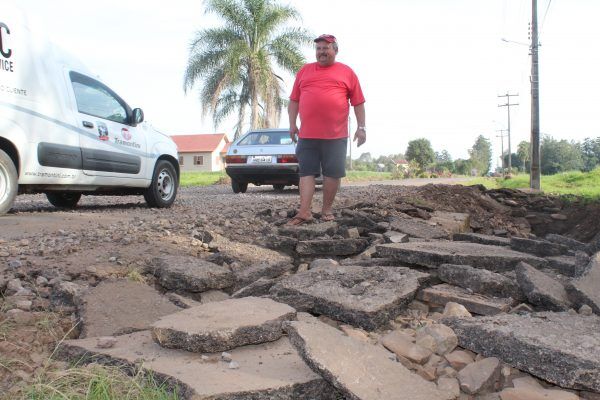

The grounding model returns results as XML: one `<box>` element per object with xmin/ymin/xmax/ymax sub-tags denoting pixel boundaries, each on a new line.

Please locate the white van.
<box><xmin>0</xmin><ymin>5</ymin><xmax>179</xmax><ymax>215</ymax></box>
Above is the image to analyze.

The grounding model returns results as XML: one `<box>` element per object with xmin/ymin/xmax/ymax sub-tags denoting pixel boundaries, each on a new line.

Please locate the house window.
<box><xmin>194</xmin><ymin>155</ymin><xmax>204</xmax><ymax>165</ymax></box>
<box><xmin>178</xmin><ymin>156</ymin><xmax>184</xmax><ymax>166</ymax></box>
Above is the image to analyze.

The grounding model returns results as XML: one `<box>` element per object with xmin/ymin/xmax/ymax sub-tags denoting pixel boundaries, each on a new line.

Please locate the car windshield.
<box><xmin>237</xmin><ymin>131</ymin><xmax>292</xmax><ymax>146</ymax></box>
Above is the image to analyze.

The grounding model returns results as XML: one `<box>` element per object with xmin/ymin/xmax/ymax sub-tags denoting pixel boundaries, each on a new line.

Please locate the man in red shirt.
<box><xmin>287</xmin><ymin>33</ymin><xmax>366</xmax><ymax>225</ymax></box>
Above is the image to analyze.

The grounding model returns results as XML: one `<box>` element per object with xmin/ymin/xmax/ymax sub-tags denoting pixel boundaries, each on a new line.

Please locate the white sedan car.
<box><xmin>225</xmin><ymin>129</ymin><xmax>322</xmax><ymax>193</ymax></box>
<box><xmin>225</xmin><ymin>129</ymin><xmax>315</xmax><ymax>193</ymax></box>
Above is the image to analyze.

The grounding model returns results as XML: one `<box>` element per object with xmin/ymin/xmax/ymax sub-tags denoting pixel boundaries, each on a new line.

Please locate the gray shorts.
<box><xmin>296</xmin><ymin>138</ymin><xmax>348</xmax><ymax>178</ymax></box>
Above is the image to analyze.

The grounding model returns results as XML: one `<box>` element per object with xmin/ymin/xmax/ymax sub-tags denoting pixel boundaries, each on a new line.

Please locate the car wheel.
<box><xmin>273</xmin><ymin>184</ymin><xmax>285</xmax><ymax>191</ymax></box>
<box><xmin>144</xmin><ymin>160</ymin><xmax>178</xmax><ymax>208</ymax></box>
<box><xmin>46</xmin><ymin>192</ymin><xmax>82</xmax><ymax>209</ymax></box>
<box><xmin>231</xmin><ymin>179</ymin><xmax>248</xmax><ymax>194</ymax></box>
<box><xmin>0</xmin><ymin>149</ymin><xmax>18</xmax><ymax>215</ymax></box>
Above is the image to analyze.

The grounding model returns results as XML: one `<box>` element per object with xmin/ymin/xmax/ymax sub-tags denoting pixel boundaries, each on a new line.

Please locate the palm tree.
<box><xmin>184</xmin><ymin>0</ymin><xmax>312</xmax><ymax>139</ymax></box>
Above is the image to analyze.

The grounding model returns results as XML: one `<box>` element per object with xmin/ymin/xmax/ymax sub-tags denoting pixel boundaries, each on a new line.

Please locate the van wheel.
<box><xmin>231</xmin><ymin>180</ymin><xmax>248</xmax><ymax>194</ymax></box>
<box><xmin>0</xmin><ymin>149</ymin><xmax>18</xmax><ymax>215</ymax></box>
<box><xmin>46</xmin><ymin>192</ymin><xmax>81</xmax><ymax>209</ymax></box>
<box><xmin>273</xmin><ymin>184</ymin><xmax>285</xmax><ymax>191</ymax></box>
<box><xmin>145</xmin><ymin>160</ymin><xmax>178</xmax><ymax>208</ymax></box>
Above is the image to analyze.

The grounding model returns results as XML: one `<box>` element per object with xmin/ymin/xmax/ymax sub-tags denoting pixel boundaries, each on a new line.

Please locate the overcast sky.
<box><xmin>13</xmin><ymin>0</ymin><xmax>600</xmax><ymax>166</ymax></box>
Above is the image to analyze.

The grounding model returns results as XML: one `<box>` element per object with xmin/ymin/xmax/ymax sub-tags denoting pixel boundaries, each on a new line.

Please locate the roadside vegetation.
<box><xmin>180</xmin><ymin>170</ymin><xmax>398</xmax><ymax>187</ymax></box>
<box><xmin>467</xmin><ymin>168</ymin><xmax>600</xmax><ymax>201</ymax></box>
<box><xmin>344</xmin><ymin>171</ymin><xmax>394</xmax><ymax>182</ymax></box>
<box><xmin>9</xmin><ymin>363</ymin><xmax>179</xmax><ymax>400</ymax></box>
<box><xmin>180</xmin><ymin>171</ymin><xmax>227</xmax><ymax>187</ymax></box>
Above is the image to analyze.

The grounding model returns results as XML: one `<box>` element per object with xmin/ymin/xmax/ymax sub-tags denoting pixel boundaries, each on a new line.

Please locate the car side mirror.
<box><xmin>132</xmin><ymin>108</ymin><xmax>144</xmax><ymax>126</ymax></box>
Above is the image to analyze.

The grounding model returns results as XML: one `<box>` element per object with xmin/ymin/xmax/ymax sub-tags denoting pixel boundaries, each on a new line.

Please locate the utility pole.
<box><xmin>530</xmin><ymin>0</ymin><xmax>541</xmax><ymax>189</ymax></box>
<box><xmin>496</xmin><ymin>129</ymin><xmax>507</xmax><ymax>171</ymax></box>
<box><xmin>498</xmin><ymin>93</ymin><xmax>519</xmax><ymax>175</ymax></box>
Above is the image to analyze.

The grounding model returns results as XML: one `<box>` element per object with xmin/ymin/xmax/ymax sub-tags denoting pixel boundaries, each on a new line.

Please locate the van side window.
<box><xmin>69</xmin><ymin>72</ymin><xmax>130</xmax><ymax>124</ymax></box>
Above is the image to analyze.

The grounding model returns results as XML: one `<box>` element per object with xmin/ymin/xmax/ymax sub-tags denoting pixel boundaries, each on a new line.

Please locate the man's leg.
<box><xmin>297</xmin><ymin>175</ymin><xmax>316</xmax><ymax>219</ymax></box>
<box><xmin>320</xmin><ymin>138</ymin><xmax>347</xmax><ymax>217</ymax></box>
<box><xmin>321</xmin><ymin>176</ymin><xmax>340</xmax><ymax>216</ymax></box>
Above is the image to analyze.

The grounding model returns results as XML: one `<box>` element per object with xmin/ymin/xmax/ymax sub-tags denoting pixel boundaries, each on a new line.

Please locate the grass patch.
<box><xmin>0</xmin><ymin>318</ymin><xmax>15</xmax><ymax>341</ymax></box>
<box><xmin>343</xmin><ymin>171</ymin><xmax>394</xmax><ymax>182</ymax></box>
<box><xmin>180</xmin><ymin>171</ymin><xmax>228</xmax><ymax>187</ymax></box>
<box><xmin>126</xmin><ymin>269</ymin><xmax>147</xmax><ymax>284</ymax></box>
<box><xmin>466</xmin><ymin>168</ymin><xmax>600</xmax><ymax>201</ymax></box>
<box><xmin>180</xmin><ymin>170</ymin><xmax>395</xmax><ymax>187</ymax></box>
<box><xmin>11</xmin><ymin>363</ymin><xmax>179</xmax><ymax>400</ymax></box>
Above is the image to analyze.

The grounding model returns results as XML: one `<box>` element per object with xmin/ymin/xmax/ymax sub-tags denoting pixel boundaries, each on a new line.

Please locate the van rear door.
<box><xmin>66</xmin><ymin>70</ymin><xmax>147</xmax><ymax>180</ymax></box>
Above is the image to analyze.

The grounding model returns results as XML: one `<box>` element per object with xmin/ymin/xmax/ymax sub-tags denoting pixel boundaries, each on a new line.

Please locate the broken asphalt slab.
<box><xmin>389</xmin><ymin>216</ymin><xmax>450</xmax><ymax>239</ymax></box>
<box><xmin>438</xmin><ymin>263</ymin><xmax>523</xmax><ymax>300</ymax></box>
<box><xmin>209</xmin><ymin>232</ymin><xmax>293</xmax><ymax>267</ymax></box>
<box><xmin>295</xmin><ymin>238</ymin><xmax>369</xmax><ymax>256</ymax></box>
<box><xmin>284</xmin><ymin>315</ymin><xmax>454</xmax><ymax>400</ymax></box>
<box><xmin>148</xmin><ymin>255</ymin><xmax>235</xmax><ymax>292</ymax></box>
<box><xmin>429</xmin><ymin>211</ymin><xmax>471</xmax><ymax>235</ymax></box>
<box><xmin>417</xmin><ymin>284</ymin><xmax>516</xmax><ymax>315</ymax></box>
<box><xmin>151</xmin><ymin>297</ymin><xmax>296</xmax><ymax>353</ymax></box>
<box><xmin>77</xmin><ymin>280</ymin><xmax>180</xmax><ymax>338</ymax></box>
<box><xmin>376</xmin><ymin>241</ymin><xmax>547</xmax><ymax>272</ymax></box>
<box><xmin>516</xmin><ymin>262</ymin><xmax>571</xmax><ymax>311</ymax></box>
<box><xmin>444</xmin><ymin>312</ymin><xmax>600</xmax><ymax>392</ymax></box>
<box><xmin>452</xmin><ymin>232</ymin><xmax>510</xmax><ymax>247</ymax></box>
<box><xmin>270</xmin><ymin>265</ymin><xmax>429</xmax><ymax>330</ymax></box>
<box><xmin>510</xmin><ymin>237</ymin><xmax>569</xmax><ymax>257</ymax></box>
<box><xmin>567</xmin><ymin>252</ymin><xmax>600</xmax><ymax>314</ymax></box>
<box><xmin>57</xmin><ymin>331</ymin><xmax>336</xmax><ymax>400</ymax></box>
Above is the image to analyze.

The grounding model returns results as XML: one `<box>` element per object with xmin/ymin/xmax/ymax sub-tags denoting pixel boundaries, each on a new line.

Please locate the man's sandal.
<box><xmin>320</xmin><ymin>213</ymin><xmax>335</xmax><ymax>222</ymax></box>
<box><xmin>286</xmin><ymin>216</ymin><xmax>313</xmax><ymax>226</ymax></box>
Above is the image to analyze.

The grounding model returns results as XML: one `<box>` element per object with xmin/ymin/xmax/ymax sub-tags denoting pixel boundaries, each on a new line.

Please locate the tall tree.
<box><xmin>406</xmin><ymin>138</ymin><xmax>435</xmax><ymax>170</ymax></box>
<box><xmin>540</xmin><ymin>136</ymin><xmax>583</xmax><ymax>174</ymax></box>
<box><xmin>517</xmin><ymin>141</ymin><xmax>530</xmax><ymax>172</ymax></box>
<box><xmin>436</xmin><ymin>150</ymin><xmax>453</xmax><ymax>163</ymax></box>
<box><xmin>184</xmin><ymin>0</ymin><xmax>312</xmax><ymax>138</ymax></box>
<box><xmin>453</xmin><ymin>158</ymin><xmax>472</xmax><ymax>175</ymax></box>
<box><xmin>469</xmin><ymin>135</ymin><xmax>492</xmax><ymax>175</ymax></box>
<box><xmin>581</xmin><ymin>137</ymin><xmax>600</xmax><ymax>172</ymax></box>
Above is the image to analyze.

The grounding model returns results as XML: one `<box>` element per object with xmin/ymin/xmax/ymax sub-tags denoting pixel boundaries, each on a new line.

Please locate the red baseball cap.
<box><xmin>314</xmin><ymin>34</ymin><xmax>337</xmax><ymax>43</ymax></box>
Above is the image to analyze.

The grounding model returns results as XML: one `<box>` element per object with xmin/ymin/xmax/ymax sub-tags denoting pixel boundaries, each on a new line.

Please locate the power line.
<box><xmin>538</xmin><ymin>0</ymin><xmax>553</xmax><ymax>41</ymax></box>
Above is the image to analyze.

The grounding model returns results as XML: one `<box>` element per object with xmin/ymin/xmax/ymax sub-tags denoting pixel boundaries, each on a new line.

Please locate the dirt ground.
<box><xmin>1</xmin><ymin>181</ymin><xmax>599</xmax><ymax>395</ymax></box>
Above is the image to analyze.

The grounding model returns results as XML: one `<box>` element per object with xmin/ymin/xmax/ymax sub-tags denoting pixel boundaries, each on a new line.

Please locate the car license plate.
<box><xmin>252</xmin><ymin>155</ymin><xmax>272</xmax><ymax>163</ymax></box>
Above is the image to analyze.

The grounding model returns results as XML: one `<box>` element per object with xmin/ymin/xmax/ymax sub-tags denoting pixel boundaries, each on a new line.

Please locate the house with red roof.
<box><xmin>170</xmin><ymin>134</ymin><xmax>230</xmax><ymax>172</ymax></box>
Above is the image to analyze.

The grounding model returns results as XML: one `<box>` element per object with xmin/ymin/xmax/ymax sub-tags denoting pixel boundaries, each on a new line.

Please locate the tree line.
<box><xmin>352</xmin><ymin>135</ymin><xmax>600</xmax><ymax>177</ymax></box>
<box><xmin>504</xmin><ymin>136</ymin><xmax>600</xmax><ymax>175</ymax></box>
<box><xmin>351</xmin><ymin>135</ymin><xmax>493</xmax><ymax>177</ymax></box>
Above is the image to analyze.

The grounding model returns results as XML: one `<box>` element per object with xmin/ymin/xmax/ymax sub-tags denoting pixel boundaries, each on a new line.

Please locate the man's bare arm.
<box><xmin>353</xmin><ymin>103</ymin><xmax>366</xmax><ymax>147</ymax></box>
<box><xmin>288</xmin><ymin>100</ymin><xmax>300</xmax><ymax>142</ymax></box>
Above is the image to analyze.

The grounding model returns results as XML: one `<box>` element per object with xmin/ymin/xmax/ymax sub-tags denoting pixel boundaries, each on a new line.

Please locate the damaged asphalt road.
<box><xmin>2</xmin><ymin>183</ymin><xmax>600</xmax><ymax>399</ymax></box>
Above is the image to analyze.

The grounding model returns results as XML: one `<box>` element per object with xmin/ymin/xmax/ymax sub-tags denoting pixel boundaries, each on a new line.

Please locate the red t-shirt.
<box><xmin>290</xmin><ymin>62</ymin><xmax>365</xmax><ymax>139</ymax></box>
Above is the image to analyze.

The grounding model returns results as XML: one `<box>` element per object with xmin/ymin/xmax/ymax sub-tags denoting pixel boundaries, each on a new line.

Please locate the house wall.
<box><xmin>179</xmin><ymin>152</ymin><xmax>215</xmax><ymax>172</ymax></box>
<box><xmin>177</xmin><ymin>138</ymin><xmax>228</xmax><ymax>172</ymax></box>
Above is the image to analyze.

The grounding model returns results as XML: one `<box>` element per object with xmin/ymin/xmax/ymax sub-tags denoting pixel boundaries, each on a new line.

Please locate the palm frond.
<box><xmin>184</xmin><ymin>0</ymin><xmax>312</xmax><ymax>132</ymax></box>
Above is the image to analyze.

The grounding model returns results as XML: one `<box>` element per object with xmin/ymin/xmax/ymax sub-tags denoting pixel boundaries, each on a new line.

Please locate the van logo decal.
<box><xmin>97</xmin><ymin>122</ymin><xmax>109</xmax><ymax>141</ymax></box>
<box><xmin>0</xmin><ymin>23</ymin><xmax>12</xmax><ymax>59</ymax></box>
<box><xmin>121</xmin><ymin>128</ymin><xmax>132</xmax><ymax>141</ymax></box>
<box><xmin>0</xmin><ymin>22</ymin><xmax>14</xmax><ymax>73</ymax></box>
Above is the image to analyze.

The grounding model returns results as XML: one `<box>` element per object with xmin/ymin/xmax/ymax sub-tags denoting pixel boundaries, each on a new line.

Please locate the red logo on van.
<box><xmin>121</xmin><ymin>128</ymin><xmax>132</xmax><ymax>141</ymax></box>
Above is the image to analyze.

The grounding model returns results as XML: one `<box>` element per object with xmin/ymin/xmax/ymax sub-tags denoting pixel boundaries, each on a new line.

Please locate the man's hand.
<box><xmin>353</xmin><ymin>129</ymin><xmax>366</xmax><ymax>147</ymax></box>
<box><xmin>290</xmin><ymin>126</ymin><xmax>299</xmax><ymax>143</ymax></box>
